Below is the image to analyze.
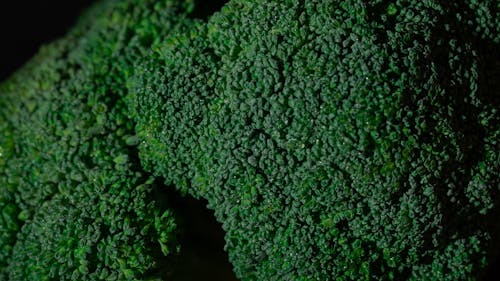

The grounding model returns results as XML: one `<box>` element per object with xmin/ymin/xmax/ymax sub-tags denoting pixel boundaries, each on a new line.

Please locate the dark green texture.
<box><xmin>0</xmin><ymin>0</ymin><xmax>196</xmax><ymax>279</ymax></box>
<box><xmin>132</xmin><ymin>0</ymin><xmax>500</xmax><ymax>280</ymax></box>
<box><xmin>1</xmin><ymin>0</ymin><xmax>499</xmax><ymax>280</ymax></box>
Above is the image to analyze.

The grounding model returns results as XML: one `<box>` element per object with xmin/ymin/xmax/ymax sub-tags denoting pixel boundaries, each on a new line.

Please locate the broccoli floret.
<box><xmin>0</xmin><ymin>0</ymin><xmax>196</xmax><ymax>279</ymax></box>
<box><xmin>133</xmin><ymin>0</ymin><xmax>500</xmax><ymax>280</ymax></box>
<box><xmin>1</xmin><ymin>0</ymin><xmax>499</xmax><ymax>280</ymax></box>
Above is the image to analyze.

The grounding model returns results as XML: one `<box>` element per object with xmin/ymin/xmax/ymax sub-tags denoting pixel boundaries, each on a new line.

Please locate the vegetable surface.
<box><xmin>1</xmin><ymin>0</ymin><xmax>499</xmax><ymax>280</ymax></box>
<box><xmin>0</xmin><ymin>1</ymin><xmax>196</xmax><ymax>279</ymax></box>
<box><xmin>133</xmin><ymin>0</ymin><xmax>500</xmax><ymax>280</ymax></box>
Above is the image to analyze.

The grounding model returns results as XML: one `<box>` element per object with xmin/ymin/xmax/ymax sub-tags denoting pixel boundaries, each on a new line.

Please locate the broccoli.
<box><xmin>0</xmin><ymin>0</ymin><xmax>197</xmax><ymax>279</ymax></box>
<box><xmin>132</xmin><ymin>0</ymin><xmax>500</xmax><ymax>280</ymax></box>
<box><xmin>1</xmin><ymin>0</ymin><xmax>500</xmax><ymax>280</ymax></box>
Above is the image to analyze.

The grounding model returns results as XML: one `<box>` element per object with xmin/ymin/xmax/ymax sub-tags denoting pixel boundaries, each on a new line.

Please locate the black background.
<box><xmin>0</xmin><ymin>1</ymin><xmax>94</xmax><ymax>81</ymax></box>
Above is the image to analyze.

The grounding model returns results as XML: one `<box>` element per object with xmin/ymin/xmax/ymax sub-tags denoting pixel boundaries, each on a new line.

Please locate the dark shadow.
<box><xmin>474</xmin><ymin>28</ymin><xmax>500</xmax><ymax>281</ymax></box>
<box><xmin>0</xmin><ymin>1</ymin><xmax>95</xmax><ymax>81</ymax></box>
<box><xmin>190</xmin><ymin>0</ymin><xmax>229</xmax><ymax>20</ymax></box>
<box><xmin>426</xmin><ymin>5</ymin><xmax>500</xmax><ymax>280</ymax></box>
<box><xmin>485</xmin><ymin>245</ymin><xmax>500</xmax><ymax>280</ymax></box>
<box><xmin>148</xmin><ymin>178</ymin><xmax>238</xmax><ymax>281</ymax></box>
<box><xmin>170</xmin><ymin>195</ymin><xmax>238</xmax><ymax>281</ymax></box>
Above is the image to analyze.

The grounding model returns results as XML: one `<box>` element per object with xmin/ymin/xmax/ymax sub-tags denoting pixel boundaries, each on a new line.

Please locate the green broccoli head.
<box><xmin>0</xmin><ymin>0</ymin><xmax>197</xmax><ymax>279</ymax></box>
<box><xmin>133</xmin><ymin>0</ymin><xmax>500</xmax><ymax>280</ymax></box>
<box><xmin>1</xmin><ymin>0</ymin><xmax>499</xmax><ymax>280</ymax></box>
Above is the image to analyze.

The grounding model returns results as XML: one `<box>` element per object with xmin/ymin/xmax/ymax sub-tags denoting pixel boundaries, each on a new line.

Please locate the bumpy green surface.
<box><xmin>133</xmin><ymin>0</ymin><xmax>500</xmax><ymax>280</ymax></box>
<box><xmin>0</xmin><ymin>0</ymin><xmax>196</xmax><ymax>280</ymax></box>
<box><xmin>1</xmin><ymin>0</ymin><xmax>500</xmax><ymax>280</ymax></box>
